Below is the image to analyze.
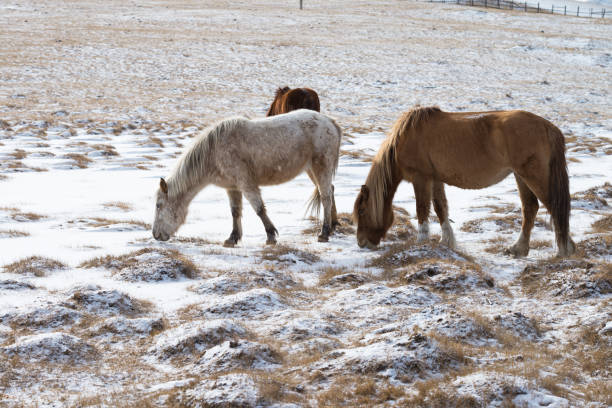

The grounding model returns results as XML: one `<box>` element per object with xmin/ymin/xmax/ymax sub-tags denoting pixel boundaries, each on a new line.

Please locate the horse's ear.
<box><xmin>160</xmin><ymin>178</ymin><xmax>168</xmax><ymax>195</ymax></box>
<box><xmin>360</xmin><ymin>185</ymin><xmax>369</xmax><ymax>201</ymax></box>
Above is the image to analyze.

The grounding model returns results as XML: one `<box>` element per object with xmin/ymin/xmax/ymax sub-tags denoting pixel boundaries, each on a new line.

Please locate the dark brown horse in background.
<box><xmin>353</xmin><ymin>106</ymin><xmax>575</xmax><ymax>257</ymax></box>
<box><xmin>267</xmin><ymin>87</ymin><xmax>320</xmax><ymax>116</ymax></box>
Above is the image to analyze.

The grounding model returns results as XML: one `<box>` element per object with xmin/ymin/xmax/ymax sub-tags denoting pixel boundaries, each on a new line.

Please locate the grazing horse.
<box><xmin>353</xmin><ymin>106</ymin><xmax>575</xmax><ymax>257</ymax></box>
<box><xmin>152</xmin><ymin>109</ymin><xmax>342</xmax><ymax>246</ymax></box>
<box><xmin>266</xmin><ymin>87</ymin><xmax>320</xmax><ymax>116</ymax></box>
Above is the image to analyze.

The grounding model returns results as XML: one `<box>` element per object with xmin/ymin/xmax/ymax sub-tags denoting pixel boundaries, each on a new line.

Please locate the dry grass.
<box><xmin>339</xmin><ymin>148</ymin><xmax>373</xmax><ymax>162</ymax></box>
<box><xmin>91</xmin><ymin>143</ymin><xmax>119</xmax><ymax>156</ymax></box>
<box><xmin>65</xmin><ymin>153</ymin><xmax>93</xmax><ymax>168</ymax></box>
<box><xmin>260</xmin><ymin>244</ymin><xmax>321</xmax><ymax>265</ymax></box>
<box><xmin>483</xmin><ymin>236</ymin><xmax>510</xmax><ymax>254</ymax></box>
<box><xmin>591</xmin><ymin>215</ymin><xmax>612</xmax><ymax>233</ymax></box>
<box><xmin>101</xmin><ymin>201</ymin><xmax>133</xmax><ymax>211</ymax></box>
<box><xmin>0</xmin><ymin>229</ymin><xmax>30</xmax><ymax>238</ymax></box>
<box><xmin>79</xmin><ymin>247</ymin><xmax>199</xmax><ymax>279</ymax></box>
<box><xmin>315</xmin><ymin>375</ymin><xmax>406</xmax><ymax>406</ymax></box>
<box><xmin>2</xmin><ymin>256</ymin><xmax>66</xmax><ymax>277</ymax></box>
<box><xmin>9</xmin><ymin>149</ymin><xmax>28</xmax><ymax>160</ymax></box>
<box><xmin>11</xmin><ymin>211</ymin><xmax>46</xmax><ymax>222</ymax></box>
<box><xmin>69</xmin><ymin>217</ymin><xmax>150</xmax><ymax>229</ymax></box>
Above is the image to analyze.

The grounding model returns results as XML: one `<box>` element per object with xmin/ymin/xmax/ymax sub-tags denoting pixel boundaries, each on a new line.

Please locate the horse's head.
<box><xmin>152</xmin><ymin>178</ymin><xmax>187</xmax><ymax>241</ymax></box>
<box><xmin>353</xmin><ymin>185</ymin><xmax>393</xmax><ymax>249</ymax></box>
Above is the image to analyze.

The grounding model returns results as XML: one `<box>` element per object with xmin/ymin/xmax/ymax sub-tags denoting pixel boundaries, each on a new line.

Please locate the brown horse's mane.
<box><xmin>275</xmin><ymin>86</ymin><xmax>291</xmax><ymax>98</ymax></box>
<box><xmin>361</xmin><ymin>106</ymin><xmax>441</xmax><ymax>227</ymax></box>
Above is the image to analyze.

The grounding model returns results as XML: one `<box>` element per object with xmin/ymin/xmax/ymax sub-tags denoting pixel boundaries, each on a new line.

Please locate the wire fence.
<box><xmin>427</xmin><ymin>0</ymin><xmax>608</xmax><ymax>17</ymax></box>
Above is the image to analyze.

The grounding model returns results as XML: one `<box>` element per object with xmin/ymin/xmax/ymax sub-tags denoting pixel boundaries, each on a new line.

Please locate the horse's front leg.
<box><xmin>223</xmin><ymin>189</ymin><xmax>243</xmax><ymax>248</ymax></box>
<box><xmin>243</xmin><ymin>187</ymin><xmax>278</xmax><ymax>245</ymax></box>
<box><xmin>433</xmin><ymin>181</ymin><xmax>456</xmax><ymax>248</ymax></box>
<box><xmin>413</xmin><ymin>176</ymin><xmax>433</xmax><ymax>243</ymax></box>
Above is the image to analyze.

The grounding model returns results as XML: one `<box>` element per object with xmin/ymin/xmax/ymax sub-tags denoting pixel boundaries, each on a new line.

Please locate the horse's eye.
<box><xmin>358</xmin><ymin>209</ymin><xmax>365</xmax><ymax>216</ymax></box>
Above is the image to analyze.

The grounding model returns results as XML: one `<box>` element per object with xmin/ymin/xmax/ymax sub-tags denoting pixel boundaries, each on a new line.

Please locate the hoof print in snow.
<box><xmin>150</xmin><ymin>320</ymin><xmax>247</xmax><ymax>363</ymax></box>
<box><xmin>323</xmin><ymin>272</ymin><xmax>370</xmax><ymax>288</ymax></box>
<box><xmin>1</xmin><ymin>332</ymin><xmax>96</xmax><ymax>363</ymax></box>
<box><xmin>182</xmin><ymin>373</ymin><xmax>260</xmax><ymax>408</ymax></box>
<box><xmin>80</xmin><ymin>248</ymin><xmax>198</xmax><ymax>282</ymax></box>
<box><xmin>190</xmin><ymin>340</ymin><xmax>280</xmax><ymax>375</ymax></box>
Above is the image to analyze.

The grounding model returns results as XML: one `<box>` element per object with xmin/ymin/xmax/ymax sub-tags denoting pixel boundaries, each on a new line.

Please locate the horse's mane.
<box><xmin>166</xmin><ymin>117</ymin><xmax>245</xmax><ymax>198</ymax></box>
<box><xmin>275</xmin><ymin>86</ymin><xmax>291</xmax><ymax>99</ymax></box>
<box><xmin>363</xmin><ymin>106</ymin><xmax>441</xmax><ymax>226</ymax></box>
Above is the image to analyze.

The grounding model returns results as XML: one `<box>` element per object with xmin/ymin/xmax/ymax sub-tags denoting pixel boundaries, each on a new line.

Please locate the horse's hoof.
<box><xmin>331</xmin><ymin>221</ymin><xmax>340</xmax><ymax>233</ymax></box>
<box><xmin>266</xmin><ymin>239</ymin><xmax>277</xmax><ymax>246</ymax></box>
<box><xmin>223</xmin><ymin>240</ymin><xmax>236</xmax><ymax>248</ymax></box>
<box><xmin>506</xmin><ymin>244</ymin><xmax>528</xmax><ymax>258</ymax></box>
<box><xmin>318</xmin><ymin>235</ymin><xmax>329</xmax><ymax>243</ymax></box>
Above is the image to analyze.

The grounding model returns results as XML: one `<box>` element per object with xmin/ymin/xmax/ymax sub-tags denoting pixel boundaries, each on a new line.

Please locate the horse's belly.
<box><xmin>257</xmin><ymin>160</ymin><xmax>308</xmax><ymax>186</ymax></box>
<box><xmin>443</xmin><ymin>168</ymin><xmax>512</xmax><ymax>189</ymax></box>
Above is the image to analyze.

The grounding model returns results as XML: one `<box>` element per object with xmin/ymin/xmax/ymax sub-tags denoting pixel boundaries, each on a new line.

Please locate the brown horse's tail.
<box><xmin>548</xmin><ymin>125</ymin><xmax>571</xmax><ymax>250</ymax></box>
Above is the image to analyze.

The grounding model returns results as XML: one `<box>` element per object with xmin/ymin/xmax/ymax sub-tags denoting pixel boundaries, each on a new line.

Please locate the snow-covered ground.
<box><xmin>0</xmin><ymin>0</ymin><xmax>610</xmax><ymax>406</ymax></box>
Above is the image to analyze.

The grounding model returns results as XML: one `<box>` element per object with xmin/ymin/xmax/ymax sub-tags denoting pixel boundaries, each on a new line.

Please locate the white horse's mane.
<box><xmin>166</xmin><ymin>117</ymin><xmax>245</xmax><ymax>198</ymax></box>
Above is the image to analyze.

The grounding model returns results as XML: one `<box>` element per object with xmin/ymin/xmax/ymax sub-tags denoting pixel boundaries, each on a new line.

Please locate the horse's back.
<box><xmin>396</xmin><ymin>109</ymin><xmax>558</xmax><ymax>188</ymax></box>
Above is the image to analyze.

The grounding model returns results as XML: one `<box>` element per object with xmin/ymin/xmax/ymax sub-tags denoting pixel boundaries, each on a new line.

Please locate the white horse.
<box><xmin>152</xmin><ymin>109</ymin><xmax>342</xmax><ymax>246</ymax></box>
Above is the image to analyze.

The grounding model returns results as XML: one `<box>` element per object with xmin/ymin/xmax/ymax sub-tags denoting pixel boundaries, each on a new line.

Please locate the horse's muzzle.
<box><xmin>153</xmin><ymin>231</ymin><xmax>170</xmax><ymax>241</ymax></box>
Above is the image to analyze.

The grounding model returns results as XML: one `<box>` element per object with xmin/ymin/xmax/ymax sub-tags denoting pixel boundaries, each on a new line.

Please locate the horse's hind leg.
<box><xmin>306</xmin><ymin>169</ymin><xmax>336</xmax><ymax>240</ymax></box>
<box><xmin>433</xmin><ymin>181</ymin><xmax>456</xmax><ymax>248</ymax></box>
<box><xmin>223</xmin><ymin>189</ymin><xmax>243</xmax><ymax>248</ymax></box>
<box><xmin>508</xmin><ymin>174</ymin><xmax>539</xmax><ymax>257</ymax></box>
<box><xmin>242</xmin><ymin>186</ymin><xmax>278</xmax><ymax>245</ymax></box>
<box><xmin>331</xmin><ymin>185</ymin><xmax>339</xmax><ymax>231</ymax></box>
<box><xmin>413</xmin><ymin>175</ymin><xmax>433</xmax><ymax>243</ymax></box>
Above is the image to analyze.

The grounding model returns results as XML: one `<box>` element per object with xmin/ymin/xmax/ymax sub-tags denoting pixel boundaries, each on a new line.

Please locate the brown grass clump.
<box><xmin>260</xmin><ymin>244</ymin><xmax>321</xmax><ymax>265</ymax></box>
<box><xmin>91</xmin><ymin>143</ymin><xmax>119</xmax><ymax>156</ymax></box>
<box><xmin>316</xmin><ymin>375</ymin><xmax>406</xmax><ymax>406</ymax></box>
<box><xmin>591</xmin><ymin>215</ymin><xmax>612</xmax><ymax>233</ymax></box>
<box><xmin>0</xmin><ymin>229</ymin><xmax>30</xmax><ymax>238</ymax></box>
<box><xmin>9</xmin><ymin>149</ymin><xmax>28</xmax><ymax>160</ymax></box>
<box><xmin>340</xmin><ymin>149</ymin><xmax>373</xmax><ymax>162</ymax></box>
<box><xmin>70</xmin><ymin>217</ymin><xmax>150</xmax><ymax>230</ymax></box>
<box><xmin>2</xmin><ymin>256</ymin><xmax>66</xmax><ymax>277</ymax></box>
<box><xmin>520</xmin><ymin>259</ymin><xmax>611</xmax><ymax>298</ymax></box>
<box><xmin>102</xmin><ymin>202</ymin><xmax>133</xmax><ymax>212</ymax></box>
<box><xmin>65</xmin><ymin>153</ymin><xmax>93</xmax><ymax>168</ymax></box>
<box><xmin>11</xmin><ymin>211</ymin><xmax>46</xmax><ymax>222</ymax></box>
<box><xmin>577</xmin><ymin>235</ymin><xmax>612</xmax><ymax>258</ymax></box>
<box><xmin>79</xmin><ymin>248</ymin><xmax>199</xmax><ymax>280</ymax></box>
<box><xmin>572</xmin><ymin>182</ymin><xmax>611</xmax><ymax>208</ymax></box>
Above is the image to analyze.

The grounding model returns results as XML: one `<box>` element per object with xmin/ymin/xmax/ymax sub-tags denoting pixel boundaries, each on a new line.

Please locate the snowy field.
<box><xmin>0</xmin><ymin>0</ymin><xmax>610</xmax><ymax>406</ymax></box>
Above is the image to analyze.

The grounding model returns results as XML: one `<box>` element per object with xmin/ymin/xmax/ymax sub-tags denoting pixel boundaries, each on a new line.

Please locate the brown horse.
<box><xmin>266</xmin><ymin>87</ymin><xmax>320</xmax><ymax>116</ymax></box>
<box><xmin>353</xmin><ymin>106</ymin><xmax>575</xmax><ymax>257</ymax></box>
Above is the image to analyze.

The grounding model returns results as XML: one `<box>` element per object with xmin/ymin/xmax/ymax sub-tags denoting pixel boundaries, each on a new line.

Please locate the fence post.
<box><xmin>564</xmin><ymin>5</ymin><xmax>566</xmax><ymax>14</ymax></box>
<box><xmin>577</xmin><ymin>6</ymin><xmax>579</xmax><ymax>16</ymax></box>
<box><xmin>590</xmin><ymin>8</ymin><xmax>593</xmax><ymax>17</ymax></box>
<box><xmin>537</xmin><ymin>2</ymin><xmax>540</xmax><ymax>12</ymax></box>
<box><xmin>603</xmin><ymin>9</ymin><xmax>606</xmax><ymax>18</ymax></box>
<box><xmin>525</xmin><ymin>1</ymin><xmax>527</xmax><ymax>11</ymax></box>
<box><xmin>300</xmin><ymin>0</ymin><xmax>303</xmax><ymax>9</ymax></box>
<box><xmin>485</xmin><ymin>0</ymin><xmax>487</xmax><ymax>7</ymax></box>
<box><xmin>552</xmin><ymin>4</ymin><xmax>554</xmax><ymax>13</ymax></box>
<box><xmin>498</xmin><ymin>0</ymin><xmax>500</xmax><ymax>8</ymax></box>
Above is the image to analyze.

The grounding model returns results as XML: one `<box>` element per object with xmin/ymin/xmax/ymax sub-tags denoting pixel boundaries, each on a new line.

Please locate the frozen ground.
<box><xmin>0</xmin><ymin>0</ymin><xmax>610</xmax><ymax>406</ymax></box>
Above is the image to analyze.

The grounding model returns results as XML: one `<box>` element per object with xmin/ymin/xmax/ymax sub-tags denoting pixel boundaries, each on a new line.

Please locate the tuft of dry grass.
<box><xmin>260</xmin><ymin>244</ymin><xmax>321</xmax><ymax>265</ymax></box>
<box><xmin>69</xmin><ymin>217</ymin><xmax>150</xmax><ymax>229</ymax></box>
<box><xmin>0</xmin><ymin>229</ymin><xmax>30</xmax><ymax>238</ymax></box>
<box><xmin>2</xmin><ymin>256</ymin><xmax>66</xmax><ymax>277</ymax></box>
<box><xmin>591</xmin><ymin>215</ymin><xmax>612</xmax><ymax>233</ymax></box>
<box><xmin>91</xmin><ymin>144</ymin><xmax>119</xmax><ymax>156</ymax></box>
<box><xmin>79</xmin><ymin>247</ymin><xmax>199</xmax><ymax>280</ymax></box>
<box><xmin>65</xmin><ymin>153</ymin><xmax>93</xmax><ymax>168</ymax></box>
<box><xmin>11</xmin><ymin>211</ymin><xmax>46</xmax><ymax>222</ymax></box>
<box><xmin>102</xmin><ymin>202</ymin><xmax>133</xmax><ymax>212</ymax></box>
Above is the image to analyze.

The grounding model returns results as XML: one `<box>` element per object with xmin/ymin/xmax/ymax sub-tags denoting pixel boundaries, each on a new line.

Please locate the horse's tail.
<box><xmin>306</xmin><ymin>188</ymin><xmax>322</xmax><ymax>218</ymax></box>
<box><xmin>548</xmin><ymin>124</ymin><xmax>571</xmax><ymax>250</ymax></box>
<box><xmin>306</xmin><ymin>116</ymin><xmax>342</xmax><ymax>218</ymax></box>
